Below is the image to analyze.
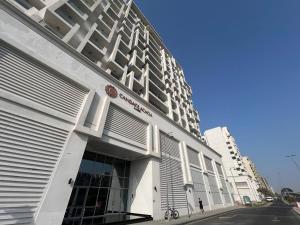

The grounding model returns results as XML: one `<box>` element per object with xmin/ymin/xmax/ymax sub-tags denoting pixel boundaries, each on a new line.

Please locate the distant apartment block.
<box><xmin>204</xmin><ymin>127</ymin><xmax>261</xmax><ymax>203</ymax></box>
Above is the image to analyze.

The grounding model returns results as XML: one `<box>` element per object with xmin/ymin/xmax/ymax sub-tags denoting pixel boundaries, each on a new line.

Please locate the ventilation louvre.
<box><xmin>191</xmin><ymin>168</ymin><xmax>209</xmax><ymax>206</ymax></box>
<box><xmin>159</xmin><ymin>133</ymin><xmax>185</xmax><ymax>210</ymax></box>
<box><xmin>104</xmin><ymin>104</ymin><xmax>148</xmax><ymax>146</ymax></box>
<box><xmin>0</xmin><ymin>110</ymin><xmax>69</xmax><ymax>225</ymax></box>
<box><xmin>221</xmin><ymin>178</ymin><xmax>231</xmax><ymax>203</ymax></box>
<box><xmin>207</xmin><ymin>174</ymin><xmax>222</xmax><ymax>205</ymax></box>
<box><xmin>0</xmin><ymin>41</ymin><xmax>88</xmax><ymax>118</ymax></box>
<box><xmin>187</xmin><ymin>147</ymin><xmax>200</xmax><ymax>166</ymax></box>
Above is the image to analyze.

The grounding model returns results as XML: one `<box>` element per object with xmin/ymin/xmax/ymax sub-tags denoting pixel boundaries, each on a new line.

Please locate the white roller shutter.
<box><xmin>104</xmin><ymin>104</ymin><xmax>148</xmax><ymax>146</ymax></box>
<box><xmin>187</xmin><ymin>147</ymin><xmax>200</xmax><ymax>167</ymax></box>
<box><xmin>0</xmin><ymin>110</ymin><xmax>69</xmax><ymax>225</ymax></box>
<box><xmin>159</xmin><ymin>133</ymin><xmax>186</xmax><ymax>210</ymax></box>
<box><xmin>0</xmin><ymin>41</ymin><xmax>88</xmax><ymax>118</ymax></box>
<box><xmin>221</xmin><ymin>178</ymin><xmax>231</xmax><ymax>203</ymax></box>
<box><xmin>207</xmin><ymin>174</ymin><xmax>222</xmax><ymax>205</ymax></box>
<box><xmin>191</xmin><ymin>168</ymin><xmax>209</xmax><ymax>206</ymax></box>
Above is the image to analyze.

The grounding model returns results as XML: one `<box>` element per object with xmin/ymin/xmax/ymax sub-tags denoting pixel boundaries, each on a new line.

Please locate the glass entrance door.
<box><xmin>63</xmin><ymin>151</ymin><xmax>130</xmax><ymax>225</ymax></box>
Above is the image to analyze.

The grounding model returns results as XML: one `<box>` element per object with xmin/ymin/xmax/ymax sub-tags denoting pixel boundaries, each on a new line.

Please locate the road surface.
<box><xmin>187</xmin><ymin>200</ymin><xmax>300</xmax><ymax>225</ymax></box>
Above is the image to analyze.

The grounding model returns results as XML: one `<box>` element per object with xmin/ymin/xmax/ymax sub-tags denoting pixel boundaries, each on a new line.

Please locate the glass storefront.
<box><xmin>63</xmin><ymin>151</ymin><xmax>130</xmax><ymax>225</ymax></box>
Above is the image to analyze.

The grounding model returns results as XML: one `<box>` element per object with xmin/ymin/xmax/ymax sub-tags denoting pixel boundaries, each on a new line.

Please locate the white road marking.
<box><xmin>272</xmin><ymin>216</ymin><xmax>280</xmax><ymax>222</ymax></box>
<box><xmin>218</xmin><ymin>215</ymin><xmax>236</xmax><ymax>219</ymax></box>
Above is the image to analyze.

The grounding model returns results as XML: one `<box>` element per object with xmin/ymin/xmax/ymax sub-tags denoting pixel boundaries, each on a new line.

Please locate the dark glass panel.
<box><xmin>93</xmin><ymin>217</ymin><xmax>104</xmax><ymax>224</ymax></box>
<box><xmin>75</xmin><ymin>172</ymin><xmax>91</xmax><ymax>186</ymax></box>
<box><xmin>124</xmin><ymin>161</ymin><xmax>130</xmax><ymax>177</ymax></box>
<box><xmin>100</xmin><ymin>175</ymin><xmax>111</xmax><ymax>187</ymax></box>
<box><xmin>84</xmin><ymin>207</ymin><xmax>95</xmax><ymax>217</ymax></box>
<box><xmin>95</xmin><ymin>188</ymin><xmax>108</xmax><ymax>215</ymax></box>
<box><xmin>86</xmin><ymin>188</ymin><xmax>98</xmax><ymax>206</ymax></box>
<box><xmin>122</xmin><ymin>178</ymin><xmax>129</xmax><ymax>189</ymax></box>
<box><xmin>82</xmin><ymin>218</ymin><xmax>93</xmax><ymax>225</ymax></box>
<box><xmin>75</xmin><ymin>188</ymin><xmax>87</xmax><ymax>206</ymax></box>
<box><xmin>120</xmin><ymin>189</ymin><xmax>128</xmax><ymax>212</ymax></box>
<box><xmin>90</xmin><ymin>174</ymin><xmax>101</xmax><ymax>187</ymax></box>
<box><xmin>113</xmin><ymin>159</ymin><xmax>125</xmax><ymax>177</ymax></box>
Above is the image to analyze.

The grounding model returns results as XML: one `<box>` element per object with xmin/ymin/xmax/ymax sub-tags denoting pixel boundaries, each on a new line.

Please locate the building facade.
<box><xmin>204</xmin><ymin>127</ymin><xmax>260</xmax><ymax>203</ymax></box>
<box><xmin>242</xmin><ymin>156</ymin><xmax>262</xmax><ymax>200</ymax></box>
<box><xmin>0</xmin><ymin>1</ymin><xmax>233</xmax><ymax>224</ymax></box>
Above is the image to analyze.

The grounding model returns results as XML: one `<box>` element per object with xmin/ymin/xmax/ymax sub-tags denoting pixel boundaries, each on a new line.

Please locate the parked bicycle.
<box><xmin>164</xmin><ymin>208</ymin><xmax>179</xmax><ymax>219</ymax></box>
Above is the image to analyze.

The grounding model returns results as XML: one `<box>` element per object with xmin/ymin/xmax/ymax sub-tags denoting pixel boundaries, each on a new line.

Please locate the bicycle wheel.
<box><xmin>164</xmin><ymin>209</ymin><xmax>171</xmax><ymax>219</ymax></box>
<box><xmin>173</xmin><ymin>210</ymin><xmax>179</xmax><ymax>219</ymax></box>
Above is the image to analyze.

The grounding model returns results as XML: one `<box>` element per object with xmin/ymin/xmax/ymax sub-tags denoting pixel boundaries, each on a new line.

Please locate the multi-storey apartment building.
<box><xmin>0</xmin><ymin>0</ymin><xmax>233</xmax><ymax>224</ymax></box>
<box><xmin>242</xmin><ymin>156</ymin><xmax>262</xmax><ymax>199</ymax></box>
<box><xmin>204</xmin><ymin>127</ymin><xmax>260</xmax><ymax>203</ymax></box>
<box><xmin>9</xmin><ymin>0</ymin><xmax>201</xmax><ymax>137</ymax></box>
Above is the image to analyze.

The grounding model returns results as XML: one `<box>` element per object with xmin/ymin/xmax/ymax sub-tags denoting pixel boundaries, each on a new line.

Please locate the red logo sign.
<box><xmin>105</xmin><ymin>85</ymin><xmax>118</xmax><ymax>98</ymax></box>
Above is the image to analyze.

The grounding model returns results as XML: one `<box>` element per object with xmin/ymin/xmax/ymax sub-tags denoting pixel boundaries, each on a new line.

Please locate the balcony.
<box><xmin>149</xmin><ymin>80</ymin><xmax>167</xmax><ymax>103</ymax></box>
<box><xmin>89</xmin><ymin>29</ymin><xmax>109</xmax><ymax>50</ymax></box>
<box><xmin>128</xmin><ymin>54</ymin><xmax>144</xmax><ymax>79</ymax></box>
<box><xmin>148</xmin><ymin>69</ymin><xmax>165</xmax><ymax>90</ymax></box>
<box><xmin>147</xmin><ymin>57</ymin><xmax>163</xmax><ymax>78</ymax></box>
<box><xmin>82</xmin><ymin>0</ymin><xmax>97</xmax><ymax>8</ymax></box>
<box><xmin>68</xmin><ymin>0</ymin><xmax>90</xmax><ymax>17</ymax></box>
<box><xmin>55</xmin><ymin>4</ymin><xmax>80</xmax><ymax>26</ymax></box>
<box><xmin>173</xmin><ymin>110</ymin><xmax>179</xmax><ymax>122</ymax></box>
<box><xmin>147</xmin><ymin>50</ymin><xmax>162</xmax><ymax>70</ymax></box>
<box><xmin>149</xmin><ymin>92</ymin><xmax>169</xmax><ymax>114</ymax></box>
<box><xmin>148</xmin><ymin>44</ymin><xmax>161</xmax><ymax>61</ymax></box>
<box><xmin>81</xmin><ymin>41</ymin><xmax>105</xmax><ymax>64</ymax></box>
<box><xmin>107</xmin><ymin>49</ymin><xmax>128</xmax><ymax>80</ymax></box>
<box><xmin>44</xmin><ymin>9</ymin><xmax>72</xmax><ymax>38</ymax></box>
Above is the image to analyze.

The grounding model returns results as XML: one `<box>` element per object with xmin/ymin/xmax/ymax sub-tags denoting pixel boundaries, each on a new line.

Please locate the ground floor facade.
<box><xmin>228</xmin><ymin>176</ymin><xmax>261</xmax><ymax>204</ymax></box>
<box><xmin>0</xmin><ymin>5</ymin><xmax>233</xmax><ymax>225</ymax></box>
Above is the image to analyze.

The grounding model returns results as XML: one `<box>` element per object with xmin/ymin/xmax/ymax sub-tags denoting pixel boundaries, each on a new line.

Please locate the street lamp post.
<box><xmin>229</xmin><ymin>167</ymin><xmax>243</xmax><ymax>204</ymax></box>
<box><xmin>285</xmin><ymin>154</ymin><xmax>300</xmax><ymax>172</ymax></box>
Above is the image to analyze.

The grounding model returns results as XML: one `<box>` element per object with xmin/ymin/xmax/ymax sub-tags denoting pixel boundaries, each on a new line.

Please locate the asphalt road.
<box><xmin>187</xmin><ymin>200</ymin><xmax>300</xmax><ymax>225</ymax></box>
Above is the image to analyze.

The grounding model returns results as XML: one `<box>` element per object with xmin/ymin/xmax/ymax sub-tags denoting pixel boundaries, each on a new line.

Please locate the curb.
<box><xmin>179</xmin><ymin>208</ymin><xmax>241</xmax><ymax>225</ymax></box>
<box><xmin>152</xmin><ymin>207</ymin><xmax>241</xmax><ymax>225</ymax></box>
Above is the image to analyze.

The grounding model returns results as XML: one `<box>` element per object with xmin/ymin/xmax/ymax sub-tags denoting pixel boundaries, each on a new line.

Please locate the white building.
<box><xmin>242</xmin><ymin>156</ymin><xmax>262</xmax><ymax>200</ymax></box>
<box><xmin>0</xmin><ymin>1</ymin><xmax>233</xmax><ymax>225</ymax></box>
<box><xmin>204</xmin><ymin>127</ymin><xmax>260</xmax><ymax>203</ymax></box>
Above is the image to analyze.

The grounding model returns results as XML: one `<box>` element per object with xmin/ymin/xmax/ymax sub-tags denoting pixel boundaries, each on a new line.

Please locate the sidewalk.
<box><xmin>134</xmin><ymin>206</ymin><xmax>240</xmax><ymax>225</ymax></box>
<box><xmin>293</xmin><ymin>207</ymin><xmax>300</xmax><ymax>216</ymax></box>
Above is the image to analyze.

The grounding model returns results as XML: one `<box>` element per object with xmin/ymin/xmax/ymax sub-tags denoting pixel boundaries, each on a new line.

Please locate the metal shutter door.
<box><xmin>207</xmin><ymin>174</ymin><xmax>222</xmax><ymax>204</ymax></box>
<box><xmin>0</xmin><ymin>41</ymin><xmax>88</xmax><ymax>118</ymax></box>
<box><xmin>160</xmin><ymin>155</ymin><xmax>186</xmax><ymax>210</ymax></box>
<box><xmin>104</xmin><ymin>104</ymin><xmax>148</xmax><ymax>146</ymax></box>
<box><xmin>221</xmin><ymin>179</ymin><xmax>231</xmax><ymax>203</ymax></box>
<box><xmin>159</xmin><ymin>133</ymin><xmax>186</xmax><ymax>210</ymax></box>
<box><xmin>191</xmin><ymin>168</ymin><xmax>208</xmax><ymax>206</ymax></box>
<box><xmin>0</xmin><ymin>110</ymin><xmax>69</xmax><ymax>225</ymax></box>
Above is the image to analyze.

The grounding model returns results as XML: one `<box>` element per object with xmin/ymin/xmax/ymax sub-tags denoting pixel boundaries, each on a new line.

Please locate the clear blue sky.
<box><xmin>135</xmin><ymin>0</ymin><xmax>300</xmax><ymax>192</ymax></box>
